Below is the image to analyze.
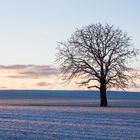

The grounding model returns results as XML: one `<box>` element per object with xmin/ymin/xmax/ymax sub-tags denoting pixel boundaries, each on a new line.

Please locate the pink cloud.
<box><xmin>35</xmin><ymin>82</ymin><xmax>55</xmax><ymax>87</ymax></box>
<box><xmin>0</xmin><ymin>65</ymin><xmax>28</xmax><ymax>70</ymax></box>
<box><xmin>0</xmin><ymin>86</ymin><xmax>8</xmax><ymax>89</ymax></box>
<box><xmin>0</xmin><ymin>64</ymin><xmax>59</xmax><ymax>79</ymax></box>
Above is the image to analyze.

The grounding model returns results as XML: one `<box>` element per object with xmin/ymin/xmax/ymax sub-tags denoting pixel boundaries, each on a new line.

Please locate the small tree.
<box><xmin>56</xmin><ymin>23</ymin><xmax>138</xmax><ymax>107</ymax></box>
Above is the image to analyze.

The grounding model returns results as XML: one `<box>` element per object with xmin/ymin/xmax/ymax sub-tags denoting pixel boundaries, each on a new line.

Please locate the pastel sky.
<box><xmin>0</xmin><ymin>0</ymin><xmax>140</xmax><ymax>90</ymax></box>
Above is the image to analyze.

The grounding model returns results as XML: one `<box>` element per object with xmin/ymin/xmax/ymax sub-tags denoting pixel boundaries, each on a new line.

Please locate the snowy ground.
<box><xmin>0</xmin><ymin>91</ymin><xmax>139</xmax><ymax>140</ymax></box>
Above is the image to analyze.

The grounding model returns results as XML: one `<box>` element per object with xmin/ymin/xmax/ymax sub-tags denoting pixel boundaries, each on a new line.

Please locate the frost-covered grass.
<box><xmin>0</xmin><ymin>91</ymin><xmax>139</xmax><ymax>140</ymax></box>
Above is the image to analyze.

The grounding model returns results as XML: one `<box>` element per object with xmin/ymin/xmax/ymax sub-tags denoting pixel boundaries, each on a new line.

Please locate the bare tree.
<box><xmin>56</xmin><ymin>23</ymin><xmax>138</xmax><ymax>107</ymax></box>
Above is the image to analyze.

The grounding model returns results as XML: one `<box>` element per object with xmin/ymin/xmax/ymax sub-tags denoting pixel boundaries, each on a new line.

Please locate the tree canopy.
<box><xmin>56</xmin><ymin>23</ymin><xmax>139</xmax><ymax>106</ymax></box>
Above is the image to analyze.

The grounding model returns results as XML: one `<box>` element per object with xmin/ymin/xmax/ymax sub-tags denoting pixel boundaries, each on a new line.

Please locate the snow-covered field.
<box><xmin>0</xmin><ymin>90</ymin><xmax>139</xmax><ymax>140</ymax></box>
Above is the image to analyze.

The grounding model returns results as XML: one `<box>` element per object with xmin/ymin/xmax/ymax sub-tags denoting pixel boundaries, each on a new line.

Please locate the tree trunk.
<box><xmin>100</xmin><ymin>82</ymin><xmax>108</xmax><ymax>107</ymax></box>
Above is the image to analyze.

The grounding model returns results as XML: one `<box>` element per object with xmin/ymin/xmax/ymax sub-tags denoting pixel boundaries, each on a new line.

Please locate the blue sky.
<box><xmin>0</xmin><ymin>0</ymin><xmax>139</xmax><ymax>65</ymax></box>
<box><xmin>0</xmin><ymin>0</ymin><xmax>139</xmax><ymax>90</ymax></box>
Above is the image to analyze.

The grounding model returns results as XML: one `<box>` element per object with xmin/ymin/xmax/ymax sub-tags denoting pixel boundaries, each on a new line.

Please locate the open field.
<box><xmin>0</xmin><ymin>90</ymin><xmax>139</xmax><ymax>140</ymax></box>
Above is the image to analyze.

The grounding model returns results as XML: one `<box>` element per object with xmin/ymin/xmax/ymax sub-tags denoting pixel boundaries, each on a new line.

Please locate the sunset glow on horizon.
<box><xmin>0</xmin><ymin>64</ymin><xmax>139</xmax><ymax>91</ymax></box>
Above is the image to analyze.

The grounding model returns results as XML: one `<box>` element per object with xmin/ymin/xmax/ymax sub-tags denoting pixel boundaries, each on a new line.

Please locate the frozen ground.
<box><xmin>0</xmin><ymin>90</ymin><xmax>139</xmax><ymax>140</ymax></box>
